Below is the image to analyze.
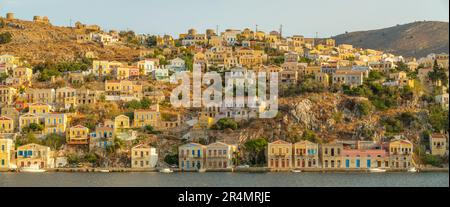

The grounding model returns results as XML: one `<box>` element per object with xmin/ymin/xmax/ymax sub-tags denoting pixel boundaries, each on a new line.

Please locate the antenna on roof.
<box><xmin>216</xmin><ymin>25</ymin><xmax>219</xmax><ymax>35</ymax></box>
<box><xmin>256</xmin><ymin>24</ymin><xmax>258</xmax><ymax>32</ymax></box>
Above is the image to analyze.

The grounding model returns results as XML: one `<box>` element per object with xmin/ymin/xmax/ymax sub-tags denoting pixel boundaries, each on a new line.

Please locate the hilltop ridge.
<box><xmin>333</xmin><ymin>21</ymin><xmax>449</xmax><ymax>58</ymax></box>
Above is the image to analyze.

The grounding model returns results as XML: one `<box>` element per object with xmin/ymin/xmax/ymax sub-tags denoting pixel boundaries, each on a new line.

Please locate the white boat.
<box><xmin>291</xmin><ymin>170</ymin><xmax>302</xmax><ymax>173</ymax></box>
<box><xmin>99</xmin><ymin>169</ymin><xmax>110</xmax><ymax>173</ymax></box>
<box><xmin>369</xmin><ymin>168</ymin><xmax>386</xmax><ymax>173</ymax></box>
<box><xmin>159</xmin><ymin>168</ymin><xmax>173</xmax><ymax>173</ymax></box>
<box><xmin>20</xmin><ymin>165</ymin><xmax>46</xmax><ymax>173</ymax></box>
<box><xmin>198</xmin><ymin>168</ymin><xmax>206</xmax><ymax>173</ymax></box>
<box><xmin>408</xmin><ymin>167</ymin><xmax>417</xmax><ymax>173</ymax></box>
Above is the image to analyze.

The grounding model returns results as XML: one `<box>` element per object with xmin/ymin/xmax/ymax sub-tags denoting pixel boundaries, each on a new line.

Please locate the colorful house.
<box><xmin>388</xmin><ymin>138</ymin><xmax>414</xmax><ymax>169</ymax></box>
<box><xmin>205</xmin><ymin>142</ymin><xmax>236</xmax><ymax>169</ymax></box>
<box><xmin>0</xmin><ymin>138</ymin><xmax>13</xmax><ymax>170</ymax></box>
<box><xmin>0</xmin><ymin>116</ymin><xmax>14</xmax><ymax>134</ymax></box>
<box><xmin>293</xmin><ymin>140</ymin><xmax>319</xmax><ymax>169</ymax></box>
<box><xmin>114</xmin><ymin>115</ymin><xmax>130</xmax><ymax>133</ymax></box>
<box><xmin>43</xmin><ymin>113</ymin><xmax>67</xmax><ymax>135</ymax></box>
<box><xmin>179</xmin><ymin>143</ymin><xmax>206</xmax><ymax>171</ymax></box>
<box><xmin>16</xmin><ymin>143</ymin><xmax>54</xmax><ymax>169</ymax></box>
<box><xmin>19</xmin><ymin>113</ymin><xmax>41</xmax><ymax>132</ymax></box>
<box><xmin>66</xmin><ymin>125</ymin><xmax>90</xmax><ymax>145</ymax></box>
<box><xmin>133</xmin><ymin>106</ymin><xmax>161</xmax><ymax>128</ymax></box>
<box><xmin>267</xmin><ymin>140</ymin><xmax>293</xmax><ymax>170</ymax></box>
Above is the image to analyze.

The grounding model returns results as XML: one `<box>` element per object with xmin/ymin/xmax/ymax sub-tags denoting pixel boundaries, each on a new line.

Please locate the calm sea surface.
<box><xmin>0</xmin><ymin>172</ymin><xmax>448</xmax><ymax>187</ymax></box>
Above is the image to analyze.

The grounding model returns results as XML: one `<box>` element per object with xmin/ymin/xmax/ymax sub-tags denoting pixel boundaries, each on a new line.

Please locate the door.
<box><xmin>367</xmin><ymin>160</ymin><xmax>371</xmax><ymax>168</ymax></box>
<box><xmin>356</xmin><ymin>159</ymin><xmax>360</xmax><ymax>168</ymax></box>
<box><xmin>346</xmin><ymin>159</ymin><xmax>350</xmax><ymax>168</ymax></box>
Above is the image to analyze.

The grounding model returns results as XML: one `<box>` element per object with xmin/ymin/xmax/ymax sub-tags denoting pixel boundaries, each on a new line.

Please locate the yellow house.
<box><xmin>19</xmin><ymin>113</ymin><xmax>40</xmax><ymax>132</ymax></box>
<box><xmin>93</xmin><ymin>60</ymin><xmax>113</xmax><ymax>76</ymax></box>
<box><xmin>28</xmin><ymin>103</ymin><xmax>52</xmax><ymax>115</ymax></box>
<box><xmin>133</xmin><ymin>106</ymin><xmax>160</xmax><ymax>128</ymax></box>
<box><xmin>44</xmin><ymin>113</ymin><xmax>67</xmax><ymax>135</ymax></box>
<box><xmin>67</xmin><ymin>125</ymin><xmax>90</xmax><ymax>145</ymax></box>
<box><xmin>131</xmin><ymin>144</ymin><xmax>158</xmax><ymax>169</ymax></box>
<box><xmin>25</xmin><ymin>88</ymin><xmax>55</xmax><ymax>105</ymax></box>
<box><xmin>0</xmin><ymin>116</ymin><xmax>14</xmax><ymax>133</ymax></box>
<box><xmin>321</xmin><ymin>142</ymin><xmax>343</xmax><ymax>168</ymax></box>
<box><xmin>116</xmin><ymin>67</ymin><xmax>130</xmax><ymax>80</ymax></box>
<box><xmin>194</xmin><ymin>112</ymin><xmax>216</xmax><ymax>130</ymax></box>
<box><xmin>293</xmin><ymin>140</ymin><xmax>319</xmax><ymax>169</ymax></box>
<box><xmin>16</xmin><ymin>143</ymin><xmax>53</xmax><ymax>169</ymax></box>
<box><xmin>55</xmin><ymin>87</ymin><xmax>76</xmax><ymax>107</ymax></box>
<box><xmin>315</xmin><ymin>72</ymin><xmax>330</xmax><ymax>87</ymax></box>
<box><xmin>0</xmin><ymin>106</ymin><xmax>19</xmax><ymax>130</ymax></box>
<box><xmin>114</xmin><ymin>115</ymin><xmax>130</xmax><ymax>132</ymax></box>
<box><xmin>0</xmin><ymin>86</ymin><xmax>17</xmax><ymax>106</ymax></box>
<box><xmin>105</xmin><ymin>80</ymin><xmax>143</xmax><ymax>99</ymax></box>
<box><xmin>0</xmin><ymin>138</ymin><xmax>14</xmax><ymax>170</ymax></box>
<box><xmin>388</xmin><ymin>138</ymin><xmax>414</xmax><ymax>169</ymax></box>
<box><xmin>205</xmin><ymin>142</ymin><xmax>236</xmax><ymax>169</ymax></box>
<box><xmin>267</xmin><ymin>140</ymin><xmax>293</xmax><ymax>170</ymax></box>
<box><xmin>13</xmin><ymin>67</ymin><xmax>33</xmax><ymax>83</ymax></box>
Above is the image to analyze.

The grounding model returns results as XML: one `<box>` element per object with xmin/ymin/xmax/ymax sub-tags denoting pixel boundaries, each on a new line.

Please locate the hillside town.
<box><xmin>0</xmin><ymin>13</ymin><xmax>449</xmax><ymax>173</ymax></box>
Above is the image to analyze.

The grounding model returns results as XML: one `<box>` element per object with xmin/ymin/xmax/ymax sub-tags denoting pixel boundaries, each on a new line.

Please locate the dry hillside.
<box><xmin>333</xmin><ymin>21</ymin><xmax>449</xmax><ymax>58</ymax></box>
<box><xmin>0</xmin><ymin>17</ymin><xmax>141</xmax><ymax>64</ymax></box>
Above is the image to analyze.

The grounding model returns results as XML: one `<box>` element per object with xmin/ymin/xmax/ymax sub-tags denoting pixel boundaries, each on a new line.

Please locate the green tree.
<box><xmin>43</xmin><ymin>134</ymin><xmax>66</xmax><ymax>150</ymax></box>
<box><xmin>302</xmin><ymin>130</ymin><xmax>320</xmax><ymax>143</ymax></box>
<box><xmin>164</xmin><ymin>154</ymin><xmax>179</xmax><ymax>165</ymax></box>
<box><xmin>84</xmin><ymin>153</ymin><xmax>98</xmax><ymax>164</ymax></box>
<box><xmin>146</xmin><ymin>35</ymin><xmax>157</xmax><ymax>47</ymax></box>
<box><xmin>244</xmin><ymin>138</ymin><xmax>268</xmax><ymax>166</ymax></box>
<box><xmin>428</xmin><ymin>105</ymin><xmax>449</xmax><ymax>132</ymax></box>
<box><xmin>212</xmin><ymin>118</ymin><xmax>238</xmax><ymax>130</ymax></box>
<box><xmin>355</xmin><ymin>100</ymin><xmax>374</xmax><ymax>117</ymax></box>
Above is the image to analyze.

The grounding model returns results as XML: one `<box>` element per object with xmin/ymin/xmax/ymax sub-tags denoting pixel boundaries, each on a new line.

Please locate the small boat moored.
<box><xmin>159</xmin><ymin>168</ymin><xmax>174</xmax><ymax>173</ymax></box>
<box><xmin>408</xmin><ymin>167</ymin><xmax>417</xmax><ymax>173</ymax></box>
<box><xmin>291</xmin><ymin>169</ymin><xmax>302</xmax><ymax>173</ymax></box>
<box><xmin>20</xmin><ymin>164</ymin><xmax>46</xmax><ymax>173</ymax></box>
<box><xmin>369</xmin><ymin>168</ymin><xmax>386</xmax><ymax>173</ymax></box>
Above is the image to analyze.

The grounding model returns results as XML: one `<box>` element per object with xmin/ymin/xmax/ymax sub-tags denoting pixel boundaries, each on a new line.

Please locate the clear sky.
<box><xmin>1</xmin><ymin>0</ymin><xmax>448</xmax><ymax>37</ymax></box>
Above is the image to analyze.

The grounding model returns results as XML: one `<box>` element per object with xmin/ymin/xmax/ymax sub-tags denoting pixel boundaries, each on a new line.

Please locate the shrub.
<box><xmin>0</xmin><ymin>32</ymin><xmax>12</xmax><ymax>44</ymax></box>
<box><xmin>213</xmin><ymin>118</ymin><xmax>238</xmax><ymax>130</ymax></box>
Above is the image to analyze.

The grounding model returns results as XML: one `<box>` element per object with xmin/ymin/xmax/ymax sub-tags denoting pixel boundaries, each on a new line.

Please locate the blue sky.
<box><xmin>1</xmin><ymin>0</ymin><xmax>448</xmax><ymax>37</ymax></box>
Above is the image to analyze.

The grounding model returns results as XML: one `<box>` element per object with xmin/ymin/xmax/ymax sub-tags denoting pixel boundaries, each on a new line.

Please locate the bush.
<box><xmin>164</xmin><ymin>154</ymin><xmax>178</xmax><ymax>165</ymax></box>
<box><xmin>212</xmin><ymin>118</ymin><xmax>238</xmax><ymax>130</ymax></box>
<box><xmin>423</xmin><ymin>154</ymin><xmax>443</xmax><ymax>167</ymax></box>
<box><xmin>43</xmin><ymin>134</ymin><xmax>66</xmax><ymax>150</ymax></box>
<box><xmin>355</xmin><ymin>100</ymin><xmax>374</xmax><ymax>117</ymax></box>
<box><xmin>84</xmin><ymin>153</ymin><xmax>98</xmax><ymax>164</ymax></box>
<box><xmin>0</xmin><ymin>32</ymin><xmax>12</xmax><ymax>44</ymax></box>
<box><xmin>244</xmin><ymin>138</ymin><xmax>268</xmax><ymax>166</ymax></box>
<box><xmin>428</xmin><ymin>105</ymin><xmax>449</xmax><ymax>132</ymax></box>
